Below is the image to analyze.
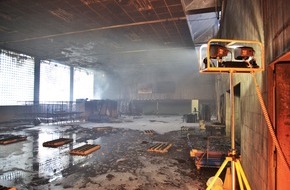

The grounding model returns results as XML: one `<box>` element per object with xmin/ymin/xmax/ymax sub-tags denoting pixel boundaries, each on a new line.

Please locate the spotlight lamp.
<box><xmin>234</xmin><ymin>46</ymin><xmax>259</xmax><ymax>68</ymax></box>
<box><xmin>202</xmin><ymin>44</ymin><xmax>229</xmax><ymax>68</ymax></box>
<box><xmin>210</xmin><ymin>44</ymin><xmax>229</xmax><ymax>59</ymax></box>
<box><xmin>234</xmin><ymin>46</ymin><xmax>254</xmax><ymax>60</ymax></box>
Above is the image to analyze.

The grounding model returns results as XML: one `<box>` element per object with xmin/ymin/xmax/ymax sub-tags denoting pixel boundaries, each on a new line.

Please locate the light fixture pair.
<box><xmin>199</xmin><ymin>39</ymin><xmax>264</xmax><ymax>73</ymax></box>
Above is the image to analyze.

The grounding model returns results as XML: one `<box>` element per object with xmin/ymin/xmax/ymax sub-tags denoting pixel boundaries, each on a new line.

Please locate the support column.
<box><xmin>229</xmin><ymin>71</ymin><xmax>236</xmax><ymax>190</ymax></box>
<box><xmin>70</xmin><ymin>66</ymin><xmax>74</xmax><ymax>102</ymax></box>
<box><xmin>34</xmin><ymin>58</ymin><xmax>40</xmax><ymax>104</ymax></box>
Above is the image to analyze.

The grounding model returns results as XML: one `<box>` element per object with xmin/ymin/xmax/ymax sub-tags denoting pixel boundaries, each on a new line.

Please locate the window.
<box><xmin>0</xmin><ymin>50</ymin><xmax>34</xmax><ymax>105</ymax></box>
<box><xmin>73</xmin><ymin>68</ymin><xmax>94</xmax><ymax>100</ymax></box>
<box><xmin>39</xmin><ymin>61</ymin><xmax>70</xmax><ymax>102</ymax></box>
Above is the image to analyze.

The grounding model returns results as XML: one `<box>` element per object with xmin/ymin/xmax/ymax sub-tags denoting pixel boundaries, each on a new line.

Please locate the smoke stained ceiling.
<box><xmin>0</xmin><ymin>0</ymin><xmax>220</xmax><ymax>82</ymax></box>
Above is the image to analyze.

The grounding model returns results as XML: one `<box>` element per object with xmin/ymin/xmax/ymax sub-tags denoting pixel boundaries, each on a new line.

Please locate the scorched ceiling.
<box><xmin>0</xmin><ymin>0</ymin><xmax>220</xmax><ymax>81</ymax></box>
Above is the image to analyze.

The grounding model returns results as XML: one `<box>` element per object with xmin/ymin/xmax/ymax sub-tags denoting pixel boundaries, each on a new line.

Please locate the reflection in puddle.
<box><xmin>86</xmin><ymin>137</ymin><xmax>102</xmax><ymax>144</ymax></box>
<box><xmin>0</xmin><ymin>124</ymin><xmax>103</xmax><ymax>187</ymax></box>
<box><xmin>48</xmin><ymin>172</ymin><xmax>62</xmax><ymax>183</ymax></box>
<box><xmin>0</xmin><ymin>169</ymin><xmax>35</xmax><ymax>187</ymax></box>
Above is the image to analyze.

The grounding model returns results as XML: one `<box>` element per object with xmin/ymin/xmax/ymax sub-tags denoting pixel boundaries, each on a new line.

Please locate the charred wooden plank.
<box><xmin>94</xmin><ymin>127</ymin><xmax>113</xmax><ymax>132</ymax></box>
<box><xmin>0</xmin><ymin>135</ymin><xmax>27</xmax><ymax>145</ymax></box>
<box><xmin>43</xmin><ymin>138</ymin><xmax>73</xmax><ymax>147</ymax></box>
<box><xmin>158</xmin><ymin>143</ymin><xmax>172</xmax><ymax>153</ymax></box>
<box><xmin>70</xmin><ymin>144</ymin><xmax>101</xmax><ymax>156</ymax></box>
<box><xmin>155</xmin><ymin>143</ymin><xmax>168</xmax><ymax>150</ymax></box>
<box><xmin>144</xmin><ymin>130</ymin><xmax>155</xmax><ymax>135</ymax></box>
<box><xmin>147</xmin><ymin>142</ymin><xmax>172</xmax><ymax>153</ymax></box>
<box><xmin>148</xmin><ymin>143</ymin><xmax>163</xmax><ymax>151</ymax></box>
<box><xmin>0</xmin><ymin>185</ymin><xmax>17</xmax><ymax>190</ymax></box>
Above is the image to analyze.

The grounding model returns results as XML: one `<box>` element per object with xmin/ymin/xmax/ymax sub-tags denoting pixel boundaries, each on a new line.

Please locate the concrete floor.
<box><xmin>0</xmin><ymin>115</ymin><xmax>224</xmax><ymax>190</ymax></box>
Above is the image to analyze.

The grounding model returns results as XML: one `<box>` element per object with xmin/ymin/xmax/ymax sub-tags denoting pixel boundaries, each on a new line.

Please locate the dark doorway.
<box><xmin>234</xmin><ymin>83</ymin><xmax>241</xmax><ymax>145</ymax></box>
<box><xmin>219</xmin><ymin>94</ymin><xmax>225</xmax><ymax>124</ymax></box>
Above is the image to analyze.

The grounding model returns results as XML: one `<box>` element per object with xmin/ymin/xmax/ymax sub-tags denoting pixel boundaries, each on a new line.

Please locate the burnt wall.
<box><xmin>264</xmin><ymin>0</ymin><xmax>290</xmax><ymax>63</ymax></box>
<box><xmin>263</xmin><ymin>0</ymin><xmax>290</xmax><ymax>189</ymax></box>
<box><xmin>118</xmin><ymin>99</ymin><xmax>215</xmax><ymax>118</ymax></box>
<box><xmin>134</xmin><ymin>100</ymin><xmax>192</xmax><ymax>115</ymax></box>
<box><xmin>0</xmin><ymin>106</ymin><xmax>30</xmax><ymax>123</ymax></box>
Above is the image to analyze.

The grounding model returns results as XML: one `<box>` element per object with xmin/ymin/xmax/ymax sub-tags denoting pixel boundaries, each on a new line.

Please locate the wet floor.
<box><xmin>0</xmin><ymin>115</ymin><xmax>225</xmax><ymax>190</ymax></box>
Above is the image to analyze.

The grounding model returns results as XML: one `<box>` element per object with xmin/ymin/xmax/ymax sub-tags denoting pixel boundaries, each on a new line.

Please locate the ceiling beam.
<box><xmin>182</xmin><ymin>0</ymin><xmax>221</xmax><ymax>15</ymax></box>
<box><xmin>0</xmin><ymin>17</ymin><xmax>187</xmax><ymax>44</ymax></box>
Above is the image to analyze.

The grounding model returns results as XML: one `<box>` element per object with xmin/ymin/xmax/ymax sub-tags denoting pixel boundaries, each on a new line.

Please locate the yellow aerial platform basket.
<box><xmin>199</xmin><ymin>39</ymin><xmax>264</xmax><ymax>73</ymax></box>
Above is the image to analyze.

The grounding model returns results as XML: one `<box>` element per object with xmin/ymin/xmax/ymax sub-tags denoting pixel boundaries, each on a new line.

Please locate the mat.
<box><xmin>70</xmin><ymin>144</ymin><xmax>101</xmax><ymax>156</ymax></box>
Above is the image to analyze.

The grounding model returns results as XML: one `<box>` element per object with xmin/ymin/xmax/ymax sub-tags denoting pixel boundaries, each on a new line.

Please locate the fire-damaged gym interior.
<box><xmin>0</xmin><ymin>0</ymin><xmax>289</xmax><ymax>190</ymax></box>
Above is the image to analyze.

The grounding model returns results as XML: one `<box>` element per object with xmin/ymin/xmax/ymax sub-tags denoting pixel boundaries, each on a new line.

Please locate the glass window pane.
<box><xmin>73</xmin><ymin>68</ymin><xmax>94</xmax><ymax>100</ymax></box>
<box><xmin>0</xmin><ymin>50</ymin><xmax>34</xmax><ymax>105</ymax></box>
<box><xmin>39</xmin><ymin>61</ymin><xmax>70</xmax><ymax>102</ymax></box>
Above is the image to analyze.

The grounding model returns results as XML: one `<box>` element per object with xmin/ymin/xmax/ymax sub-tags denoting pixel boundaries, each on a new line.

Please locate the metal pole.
<box><xmin>229</xmin><ymin>70</ymin><xmax>236</xmax><ymax>189</ymax></box>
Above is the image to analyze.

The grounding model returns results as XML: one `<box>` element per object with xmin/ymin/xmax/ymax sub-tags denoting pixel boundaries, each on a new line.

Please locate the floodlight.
<box><xmin>199</xmin><ymin>39</ymin><xmax>264</xmax><ymax>73</ymax></box>
<box><xmin>210</xmin><ymin>44</ymin><xmax>229</xmax><ymax>59</ymax></box>
<box><xmin>234</xmin><ymin>46</ymin><xmax>255</xmax><ymax>60</ymax></box>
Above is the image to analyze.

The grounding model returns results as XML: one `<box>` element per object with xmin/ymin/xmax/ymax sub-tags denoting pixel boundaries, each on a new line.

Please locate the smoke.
<box><xmin>93</xmin><ymin>70</ymin><xmax>109</xmax><ymax>99</ymax></box>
